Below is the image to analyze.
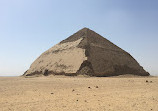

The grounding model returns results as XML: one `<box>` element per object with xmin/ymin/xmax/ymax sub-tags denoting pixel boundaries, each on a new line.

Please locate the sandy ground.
<box><xmin>0</xmin><ymin>75</ymin><xmax>158</xmax><ymax>111</ymax></box>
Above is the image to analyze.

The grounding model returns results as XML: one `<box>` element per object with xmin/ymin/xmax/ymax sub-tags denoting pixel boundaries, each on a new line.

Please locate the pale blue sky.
<box><xmin>0</xmin><ymin>0</ymin><xmax>158</xmax><ymax>76</ymax></box>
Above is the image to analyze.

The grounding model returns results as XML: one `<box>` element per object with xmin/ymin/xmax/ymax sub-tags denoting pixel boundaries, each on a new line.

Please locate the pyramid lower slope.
<box><xmin>24</xmin><ymin>28</ymin><xmax>149</xmax><ymax>76</ymax></box>
<box><xmin>24</xmin><ymin>38</ymin><xmax>87</xmax><ymax>76</ymax></box>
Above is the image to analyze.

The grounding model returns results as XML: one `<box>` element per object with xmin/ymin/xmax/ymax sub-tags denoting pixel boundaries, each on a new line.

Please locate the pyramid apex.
<box><xmin>80</xmin><ymin>27</ymin><xmax>91</xmax><ymax>31</ymax></box>
<box><xmin>82</xmin><ymin>27</ymin><xmax>89</xmax><ymax>29</ymax></box>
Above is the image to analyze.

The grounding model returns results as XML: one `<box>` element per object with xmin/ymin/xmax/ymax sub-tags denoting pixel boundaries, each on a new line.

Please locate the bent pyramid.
<box><xmin>24</xmin><ymin>28</ymin><xmax>149</xmax><ymax>77</ymax></box>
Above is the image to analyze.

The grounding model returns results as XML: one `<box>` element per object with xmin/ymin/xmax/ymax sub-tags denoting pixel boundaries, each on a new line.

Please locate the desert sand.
<box><xmin>0</xmin><ymin>75</ymin><xmax>158</xmax><ymax>111</ymax></box>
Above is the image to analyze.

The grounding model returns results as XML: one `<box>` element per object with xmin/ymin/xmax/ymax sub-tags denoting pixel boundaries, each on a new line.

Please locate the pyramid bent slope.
<box><xmin>24</xmin><ymin>28</ymin><xmax>149</xmax><ymax>77</ymax></box>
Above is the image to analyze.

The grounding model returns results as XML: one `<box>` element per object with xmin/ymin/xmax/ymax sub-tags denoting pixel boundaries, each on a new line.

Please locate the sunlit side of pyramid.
<box><xmin>24</xmin><ymin>28</ymin><xmax>149</xmax><ymax>76</ymax></box>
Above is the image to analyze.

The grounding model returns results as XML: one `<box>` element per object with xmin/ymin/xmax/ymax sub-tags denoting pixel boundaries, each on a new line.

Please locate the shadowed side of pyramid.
<box><xmin>80</xmin><ymin>28</ymin><xmax>149</xmax><ymax>76</ymax></box>
<box><xmin>23</xmin><ymin>28</ymin><xmax>149</xmax><ymax>77</ymax></box>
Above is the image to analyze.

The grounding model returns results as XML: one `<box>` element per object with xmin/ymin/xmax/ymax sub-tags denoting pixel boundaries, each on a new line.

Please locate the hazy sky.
<box><xmin>0</xmin><ymin>0</ymin><xmax>158</xmax><ymax>76</ymax></box>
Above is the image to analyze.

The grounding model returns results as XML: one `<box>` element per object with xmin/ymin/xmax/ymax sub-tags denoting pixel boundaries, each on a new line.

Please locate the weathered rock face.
<box><xmin>24</xmin><ymin>28</ymin><xmax>149</xmax><ymax>76</ymax></box>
